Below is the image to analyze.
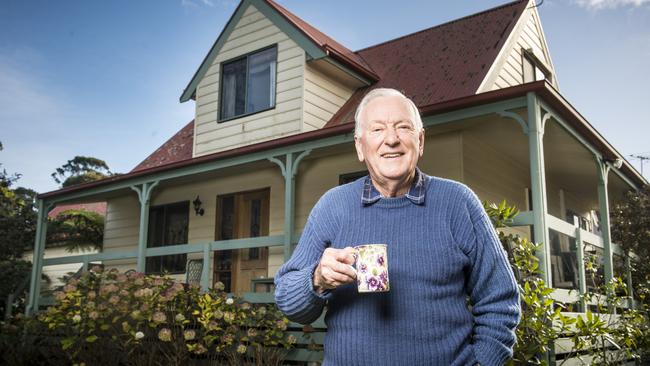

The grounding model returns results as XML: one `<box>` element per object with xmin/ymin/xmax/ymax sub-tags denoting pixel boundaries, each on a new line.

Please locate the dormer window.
<box><xmin>219</xmin><ymin>45</ymin><xmax>277</xmax><ymax>121</ymax></box>
<box><xmin>522</xmin><ymin>48</ymin><xmax>552</xmax><ymax>84</ymax></box>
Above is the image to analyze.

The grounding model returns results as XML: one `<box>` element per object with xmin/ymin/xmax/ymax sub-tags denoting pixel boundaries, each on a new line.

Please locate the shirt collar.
<box><xmin>361</xmin><ymin>167</ymin><xmax>426</xmax><ymax>206</ymax></box>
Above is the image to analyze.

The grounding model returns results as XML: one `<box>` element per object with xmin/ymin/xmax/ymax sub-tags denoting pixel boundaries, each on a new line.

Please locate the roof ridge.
<box><xmin>354</xmin><ymin>0</ymin><xmax>528</xmax><ymax>54</ymax></box>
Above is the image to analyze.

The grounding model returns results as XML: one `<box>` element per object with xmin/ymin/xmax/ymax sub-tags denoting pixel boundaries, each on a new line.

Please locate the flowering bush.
<box><xmin>38</xmin><ymin>266</ymin><xmax>295</xmax><ymax>366</ymax></box>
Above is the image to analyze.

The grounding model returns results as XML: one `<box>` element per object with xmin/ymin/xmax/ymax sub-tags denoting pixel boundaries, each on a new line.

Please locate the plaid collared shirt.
<box><xmin>361</xmin><ymin>167</ymin><xmax>426</xmax><ymax>206</ymax></box>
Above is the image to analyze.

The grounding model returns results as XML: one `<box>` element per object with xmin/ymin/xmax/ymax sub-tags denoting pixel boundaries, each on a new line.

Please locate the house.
<box><xmin>27</xmin><ymin>0</ymin><xmax>647</xmax><ymax>361</ymax></box>
<box><xmin>23</xmin><ymin>202</ymin><xmax>106</xmax><ymax>290</ymax></box>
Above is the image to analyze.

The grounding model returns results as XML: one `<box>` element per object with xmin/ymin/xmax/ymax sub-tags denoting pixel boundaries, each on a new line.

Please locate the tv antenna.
<box><xmin>629</xmin><ymin>154</ymin><xmax>650</xmax><ymax>175</ymax></box>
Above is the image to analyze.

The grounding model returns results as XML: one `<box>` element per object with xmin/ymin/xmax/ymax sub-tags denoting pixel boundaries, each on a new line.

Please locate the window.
<box><xmin>146</xmin><ymin>201</ymin><xmax>189</xmax><ymax>274</ymax></box>
<box><xmin>220</xmin><ymin>46</ymin><xmax>277</xmax><ymax>121</ymax></box>
<box><xmin>522</xmin><ymin>49</ymin><xmax>550</xmax><ymax>83</ymax></box>
<box><xmin>339</xmin><ymin>171</ymin><xmax>368</xmax><ymax>185</ymax></box>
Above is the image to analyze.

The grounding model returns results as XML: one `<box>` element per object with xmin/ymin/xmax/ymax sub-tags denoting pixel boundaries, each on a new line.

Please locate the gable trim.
<box><xmin>180</xmin><ymin>0</ymin><xmax>327</xmax><ymax>103</ymax></box>
<box><xmin>476</xmin><ymin>0</ymin><xmax>531</xmax><ymax>93</ymax></box>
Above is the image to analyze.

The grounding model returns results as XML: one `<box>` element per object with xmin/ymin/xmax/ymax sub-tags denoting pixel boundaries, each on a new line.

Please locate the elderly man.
<box><xmin>274</xmin><ymin>88</ymin><xmax>520</xmax><ymax>366</ymax></box>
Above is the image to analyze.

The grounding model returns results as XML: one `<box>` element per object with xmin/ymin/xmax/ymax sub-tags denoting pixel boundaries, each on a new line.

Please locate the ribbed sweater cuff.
<box><xmin>475</xmin><ymin>339</ymin><xmax>512</xmax><ymax>366</ymax></box>
<box><xmin>307</xmin><ymin>261</ymin><xmax>333</xmax><ymax>301</ymax></box>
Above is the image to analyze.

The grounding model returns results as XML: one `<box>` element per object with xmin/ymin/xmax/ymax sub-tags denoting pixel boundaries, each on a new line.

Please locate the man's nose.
<box><xmin>384</xmin><ymin>127</ymin><xmax>400</xmax><ymax>146</ymax></box>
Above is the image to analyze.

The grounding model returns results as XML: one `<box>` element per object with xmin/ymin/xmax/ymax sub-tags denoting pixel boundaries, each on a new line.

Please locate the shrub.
<box><xmin>37</xmin><ymin>266</ymin><xmax>295</xmax><ymax>366</ymax></box>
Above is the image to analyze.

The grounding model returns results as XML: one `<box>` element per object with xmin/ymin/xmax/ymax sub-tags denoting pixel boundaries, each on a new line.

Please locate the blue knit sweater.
<box><xmin>274</xmin><ymin>172</ymin><xmax>520</xmax><ymax>366</ymax></box>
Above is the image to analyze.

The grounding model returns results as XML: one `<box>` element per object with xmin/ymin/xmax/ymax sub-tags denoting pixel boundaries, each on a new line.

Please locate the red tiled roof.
<box><xmin>264</xmin><ymin>0</ymin><xmax>378</xmax><ymax>81</ymax></box>
<box><xmin>131</xmin><ymin>120</ymin><xmax>194</xmax><ymax>172</ymax></box>
<box><xmin>48</xmin><ymin>202</ymin><xmax>107</xmax><ymax>218</ymax></box>
<box><xmin>325</xmin><ymin>0</ymin><xmax>529</xmax><ymax>127</ymax></box>
<box><xmin>37</xmin><ymin>81</ymin><xmax>648</xmax><ymax>200</ymax></box>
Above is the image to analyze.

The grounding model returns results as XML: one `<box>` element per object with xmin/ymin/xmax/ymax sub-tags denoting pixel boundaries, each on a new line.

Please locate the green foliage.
<box><xmin>611</xmin><ymin>186</ymin><xmax>650</xmax><ymax>295</ymax></box>
<box><xmin>51</xmin><ymin>156</ymin><xmax>114</xmax><ymax>187</ymax></box>
<box><xmin>37</xmin><ymin>267</ymin><xmax>295</xmax><ymax>366</ymax></box>
<box><xmin>0</xmin><ymin>142</ymin><xmax>36</xmax><ymax>317</ymax></box>
<box><xmin>485</xmin><ymin>200</ymin><xmax>650</xmax><ymax>365</ymax></box>
<box><xmin>47</xmin><ymin>209</ymin><xmax>104</xmax><ymax>252</ymax></box>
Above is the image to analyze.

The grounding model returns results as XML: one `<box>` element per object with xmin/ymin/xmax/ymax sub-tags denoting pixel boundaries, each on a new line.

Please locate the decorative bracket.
<box><xmin>497</xmin><ymin>110</ymin><xmax>529</xmax><ymax>135</ymax></box>
<box><xmin>130</xmin><ymin>180</ymin><xmax>160</xmax><ymax>204</ymax></box>
<box><xmin>268</xmin><ymin>150</ymin><xmax>312</xmax><ymax>179</ymax></box>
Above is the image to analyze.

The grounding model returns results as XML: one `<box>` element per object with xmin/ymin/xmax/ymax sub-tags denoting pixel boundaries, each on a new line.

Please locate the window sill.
<box><xmin>218</xmin><ymin>105</ymin><xmax>276</xmax><ymax>124</ymax></box>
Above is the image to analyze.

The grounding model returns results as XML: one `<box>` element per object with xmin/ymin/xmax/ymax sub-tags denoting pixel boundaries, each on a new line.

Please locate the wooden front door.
<box><xmin>215</xmin><ymin>189</ymin><xmax>269</xmax><ymax>294</ymax></box>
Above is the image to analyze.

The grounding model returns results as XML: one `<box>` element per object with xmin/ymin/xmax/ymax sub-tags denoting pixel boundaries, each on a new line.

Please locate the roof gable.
<box><xmin>326</xmin><ymin>0</ymin><xmax>529</xmax><ymax>126</ymax></box>
<box><xmin>180</xmin><ymin>0</ymin><xmax>377</xmax><ymax>103</ymax></box>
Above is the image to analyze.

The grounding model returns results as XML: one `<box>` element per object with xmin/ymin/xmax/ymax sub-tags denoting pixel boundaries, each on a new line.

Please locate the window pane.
<box><xmin>146</xmin><ymin>202</ymin><xmax>188</xmax><ymax>274</ymax></box>
<box><xmin>246</xmin><ymin>47</ymin><xmax>276</xmax><ymax>113</ymax></box>
<box><xmin>549</xmin><ymin>228</ymin><xmax>578</xmax><ymax>289</ymax></box>
<box><xmin>584</xmin><ymin>244</ymin><xmax>605</xmax><ymax>293</ymax></box>
<box><xmin>221</xmin><ymin>58</ymin><xmax>246</xmax><ymax>119</ymax></box>
<box><xmin>523</xmin><ymin>57</ymin><xmax>535</xmax><ymax>83</ymax></box>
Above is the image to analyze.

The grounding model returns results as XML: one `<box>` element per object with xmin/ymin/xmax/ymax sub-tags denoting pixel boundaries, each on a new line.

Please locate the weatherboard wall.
<box><xmin>480</xmin><ymin>5</ymin><xmax>556</xmax><ymax>92</ymax></box>
<box><xmin>193</xmin><ymin>4</ymin><xmax>305</xmax><ymax>158</ymax></box>
<box><xmin>302</xmin><ymin>63</ymin><xmax>356</xmax><ymax>131</ymax></box>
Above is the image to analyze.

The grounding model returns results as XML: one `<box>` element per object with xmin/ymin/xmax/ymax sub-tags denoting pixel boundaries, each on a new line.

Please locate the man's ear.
<box><xmin>354</xmin><ymin>135</ymin><xmax>365</xmax><ymax>162</ymax></box>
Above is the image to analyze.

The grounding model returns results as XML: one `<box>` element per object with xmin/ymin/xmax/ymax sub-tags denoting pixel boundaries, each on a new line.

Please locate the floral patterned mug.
<box><xmin>354</xmin><ymin>244</ymin><xmax>389</xmax><ymax>293</ymax></box>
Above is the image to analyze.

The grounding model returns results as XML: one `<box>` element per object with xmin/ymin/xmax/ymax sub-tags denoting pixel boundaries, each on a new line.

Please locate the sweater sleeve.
<box><xmin>452</xmin><ymin>186</ymin><xmax>521</xmax><ymax>366</ymax></box>
<box><xmin>274</xmin><ymin>190</ymin><xmax>339</xmax><ymax>325</ymax></box>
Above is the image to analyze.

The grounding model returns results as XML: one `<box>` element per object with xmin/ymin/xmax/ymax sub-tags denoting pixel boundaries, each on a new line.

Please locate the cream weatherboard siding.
<box><xmin>193</xmin><ymin>4</ymin><xmax>305</xmax><ymax>157</ymax></box>
<box><xmin>302</xmin><ymin>63</ymin><xmax>356</xmax><ymax>131</ymax></box>
<box><xmin>478</xmin><ymin>4</ymin><xmax>557</xmax><ymax>93</ymax></box>
<box><xmin>102</xmin><ymin>167</ymin><xmax>285</xmax><ymax>282</ymax></box>
<box><xmin>102</xmin><ymin>196</ymin><xmax>141</xmax><ymax>273</ymax></box>
<box><xmin>25</xmin><ymin>247</ymin><xmax>98</xmax><ymax>290</ymax></box>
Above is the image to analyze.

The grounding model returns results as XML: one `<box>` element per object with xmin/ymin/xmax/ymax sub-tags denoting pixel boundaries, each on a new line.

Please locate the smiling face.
<box><xmin>354</xmin><ymin>95</ymin><xmax>425</xmax><ymax>195</ymax></box>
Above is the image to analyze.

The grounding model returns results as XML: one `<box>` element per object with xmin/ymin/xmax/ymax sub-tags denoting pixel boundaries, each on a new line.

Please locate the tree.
<box><xmin>0</xmin><ymin>142</ymin><xmax>36</xmax><ymax>317</ymax></box>
<box><xmin>47</xmin><ymin>209</ymin><xmax>104</xmax><ymax>252</ymax></box>
<box><xmin>611</xmin><ymin>185</ymin><xmax>650</xmax><ymax>286</ymax></box>
<box><xmin>51</xmin><ymin>156</ymin><xmax>113</xmax><ymax>187</ymax></box>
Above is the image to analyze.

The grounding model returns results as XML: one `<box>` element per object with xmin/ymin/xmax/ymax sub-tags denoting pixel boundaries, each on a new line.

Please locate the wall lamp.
<box><xmin>605</xmin><ymin>157</ymin><xmax>623</xmax><ymax>169</ymax></box>
<box><xmin>193</xmin><ymin>195</ymin><xmax>205</xmax><ymax>216</ymax></box>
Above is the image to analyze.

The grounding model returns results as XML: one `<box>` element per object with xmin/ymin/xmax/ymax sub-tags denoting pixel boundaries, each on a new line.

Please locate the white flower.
<box><xmin>135</xmin><ymin>331</ymin><xmax>145</xmax><ymax>340</ymax></box>
<box><xmin>226</xmin><ymin>298</ymin><xmax>234</xmax><ymax>305</ymax></box>
<box><xmin>72</xmin><ymin>314</ymin><xmax>81</xmax><ymax>323</ymax></box>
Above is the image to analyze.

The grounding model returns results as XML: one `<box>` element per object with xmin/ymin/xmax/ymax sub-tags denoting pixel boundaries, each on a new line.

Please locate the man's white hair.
<box><xmin>354</xmin><ymin>88</ymin><xmax>423</xmax><ymax>137</ymax></box>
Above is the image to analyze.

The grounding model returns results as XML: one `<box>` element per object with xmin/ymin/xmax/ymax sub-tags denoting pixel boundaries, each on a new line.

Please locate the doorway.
<box><xmin>215</xmin><ymin>188</ymin><xmax>270</xmax><ymax>294</ymax></box>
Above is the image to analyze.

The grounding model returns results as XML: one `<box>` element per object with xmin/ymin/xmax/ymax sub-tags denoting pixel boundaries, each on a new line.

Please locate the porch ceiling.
<box><xmin>543</xmin><ymin>118</ymin><xmax>600</xmax><ymax>208</ymax></box>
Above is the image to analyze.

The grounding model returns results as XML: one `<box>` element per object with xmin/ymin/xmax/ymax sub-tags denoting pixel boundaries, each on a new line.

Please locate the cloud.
<box><xmin>0</xmin><ymin>49</ymin><xmax>70</xmax><ymax>124</ymax></box>
<box><xmin>575</xmin><ymin>0</ymin><xmax>650</xmax><ymax>9</ymax></box>
<box><xmin>180</xmin><ymin>0</ymin><xmax>215</xmax><ymax>8</ymax></box>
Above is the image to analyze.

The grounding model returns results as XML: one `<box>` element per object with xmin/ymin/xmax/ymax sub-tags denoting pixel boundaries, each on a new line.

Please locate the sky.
<box><xmin>1</xmin><ymin>0</ymin><xmax>649</xmax><ymax>194</ymax></box>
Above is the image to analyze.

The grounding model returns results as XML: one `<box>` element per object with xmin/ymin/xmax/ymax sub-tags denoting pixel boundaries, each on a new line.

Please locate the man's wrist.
<box><xmin>312</xmin><ymin>264</ymin><xmax>325</xmax><ymax>294</ymax></box>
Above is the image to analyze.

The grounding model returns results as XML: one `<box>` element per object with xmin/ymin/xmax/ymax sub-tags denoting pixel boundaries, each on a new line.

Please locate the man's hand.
<box><xmin>313</xmin><ymin>247</ymin><xmax>357</xmax><ymax>293</ymax></box>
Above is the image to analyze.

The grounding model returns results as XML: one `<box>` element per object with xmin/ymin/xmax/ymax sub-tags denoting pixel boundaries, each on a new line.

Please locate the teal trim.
<box><xmin>527</xmin><ymin>92</ymin><xmax>551</xmax><ymax>285</ymax></box>
<box><xmin>422</xmin><ymin>97</ymin><xmax>527</xmax><ymax>128</ymax></box>
<box><xmin>26</xmin><ymin>199</ymin><xmax>47</xmax><ymax>315</ymax></box>
<box><xmin>497</xmin><ymin>110</ymin><xmax>529</xmax><ymax>134</ymax></box>
<box><xmin>285</xmin><ymin>349</ymin><xmax>325</xmax><ymax>362</ymax></box>
<box><xmin>42</xmin><ymin>236</ymin><xmax>284</xmax><ymax>267</ymax></box>
<box><xmin>254</xmin><ymin>0</ymin><xmax>326</xmax><ymax>59</ymax></box>
<box><xmin>201</xmin><ymin>244</ymin><xmax>211</xmax><ymax>291</ymax></box>
<box><xmin>43</xmin><ymin>250</ymin><xmax>139</xmax><ymax>266</ymax></box>
<box><xmin>321</xmin><ymin>57</ymin><xmax>373</xmax><ymax>86</ymax></box>
<box><xmin>47</xmin><ymin>132</ymin><xmax>353</xmax><ymax>205</ymax></box>
<box><xmin>596</xmin><ymin>158</ymin><xmax>614</xmax><ymax>283</ymax></box>
<box><xmin>240</xmin><ymin>291</ymin><xmax>275</xmax><ymax>303</ymax></box>
<box><xmin>131</xmin><ymin>181</ymin><xmax>159</xmax><ymax>272</ymax></box>
<box><xmin>180</xmin><ymin>0</ymin><xmax>327</xmax><ymax>103</ymax></box>
<box><xmin>576</xmin><ymin>228</ymin><xmax>587</xmax><ymax>311</ymax></box>
<box><xmin>269</xmin><ymin>151</ymin><xmax>311</xmax><ymax>260</ymax></box>
<box><xmin>284</xmin><ymin>153</ymin><xmax>294</xmax><ymax>261</ymax></box>
<box><xmin>625</xmin><ymin>256</ymin><xmax>635</xmax><ymax>309</ymax></box>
